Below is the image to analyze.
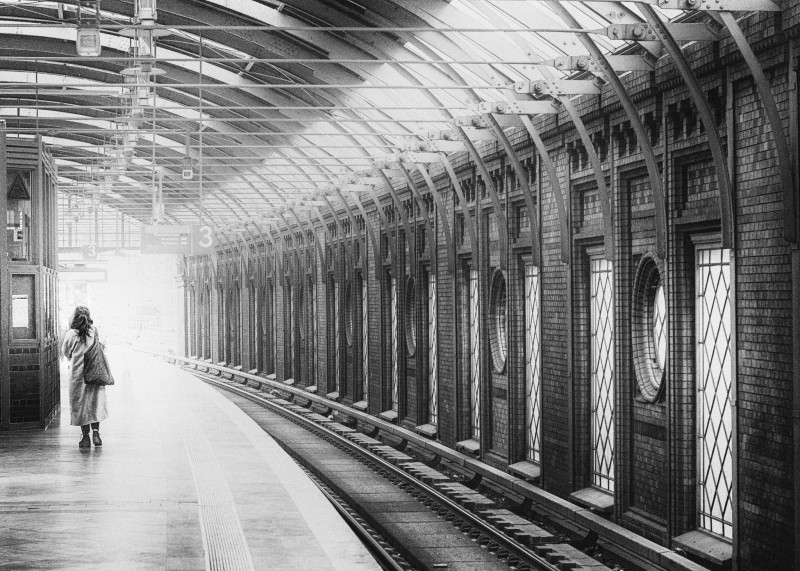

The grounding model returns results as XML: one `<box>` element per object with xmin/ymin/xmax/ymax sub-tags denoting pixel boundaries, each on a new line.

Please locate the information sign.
<box><xmin>82</xmin><ymin>245</ymin><xmax>98</xmax><ymax>260</ymax></box>
<box><xmin>141</xmin><ymin>224</ymin><xmax>215</xmax><ymax>255</ymax></box>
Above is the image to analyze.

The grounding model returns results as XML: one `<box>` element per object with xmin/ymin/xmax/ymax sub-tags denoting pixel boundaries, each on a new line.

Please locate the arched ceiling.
<box><xmin>0</xmin><ymin>0</ymin><xmax>735</xmax><ymax>228</ymax></box>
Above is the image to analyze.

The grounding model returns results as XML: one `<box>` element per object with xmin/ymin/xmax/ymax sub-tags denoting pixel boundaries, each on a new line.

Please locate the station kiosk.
<box><xmin>0</xmin><ymin>128</ymin><xmax>60</xmax><ymax>428</ymax></box>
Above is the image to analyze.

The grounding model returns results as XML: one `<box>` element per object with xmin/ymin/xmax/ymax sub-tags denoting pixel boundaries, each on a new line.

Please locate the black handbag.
<box><xmin>83</xmin><ymin>333</ymin><xmax>115</xmax><ymax>386</ymax></box>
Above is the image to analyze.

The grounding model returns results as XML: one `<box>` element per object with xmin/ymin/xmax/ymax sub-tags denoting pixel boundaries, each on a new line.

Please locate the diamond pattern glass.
<box><xmin>288</xmin><ymin>286</ymin><xmax>294</xmax><ymax>378</ymax></box>
<box><xmin>362</xmin><ymin>279</ymin><xmax>369</xmax><ymax>402</ymax></box>
<box><xmin>334</xmin><ymin>282</ymin><xmax>340</xmax><ymax>392</ymax></box>
<box><xmin>470</xmin><ymin>268</ymin><xmax>481</xmax><ymax>440</ymax></box>
<box><xmin>653</xmin><ymin>284</ymin><xmax>667</xmax><ymax>371</ymax></box>
<box><xmin>428</xmin><ymin>274</ymin><xmax>438</xmax><ymax>424</ymax></box>
<box><xmin>310</xmin><ymin>278</ymin><xmax>317</xmax><ymax>387</ymax></box>
<box><xmin>391</xmin><ymin>276</ymin><xmax>398</xmax><ymax>411</ymax></box>
<box><xmin>697</xmin><ymin>247</ymin><xmax>733</xmax><ymax>539</ymax></box>
<box><xmin>525</xmin><ymin>264</ymin><xmax>542</xmax><ymax>463</ymax></box>
<box><xmin>591</xmin><ymin>257</ymin><xmax>614</xmax><ymax>492</ymax></box>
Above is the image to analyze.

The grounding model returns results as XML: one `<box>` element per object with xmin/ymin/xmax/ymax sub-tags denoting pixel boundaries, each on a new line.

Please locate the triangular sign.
<box><xmin>8</xmin><ymin>173</ymin><xmax>30</xmax><ymax>200</ymax></box>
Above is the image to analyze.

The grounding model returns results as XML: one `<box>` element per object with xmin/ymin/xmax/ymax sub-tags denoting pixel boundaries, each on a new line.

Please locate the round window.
<box><xmin>345</xmin><ymin>281</ymin><xmax>354</xmax><ymax>346</ymax></box>
<box><xmin>489</xmin><ymin>270</ymin><xmax>507</xmax><ymax>373</ymax></box>
<box><xmin>632</xmin><ymin>253</ymin><xmax>667</xmax><ymax>402</ymax></box>
<box><xmin>405</xmin><ymin>277</ymin><xmax>417</xmax><ymax>356</ymax></box>
<box><xmin>653</xmin><ymin>284</ymin><xmax>667</xmax><ymax>370</ymax></box>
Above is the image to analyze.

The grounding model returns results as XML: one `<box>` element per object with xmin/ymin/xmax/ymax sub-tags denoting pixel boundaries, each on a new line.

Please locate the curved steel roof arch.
<box><xmin>0</xmin><ymin>0</ymin><xmax>772</xmax><ymax>238</ymax></box>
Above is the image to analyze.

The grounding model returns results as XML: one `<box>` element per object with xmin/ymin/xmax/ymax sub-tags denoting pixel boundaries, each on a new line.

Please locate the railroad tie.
<box><xmin>368</xmin><ymin>444</ymin><xmax>413</xmax><ymax>465</ymax></box>
<box><xmin>303</xmin><ymin>412</ymin><xmax>333</xmax><ymax>423</ymax></box>
<box><xmin>344</xmin><ymin>433</ymin><xmax>382</xmax><ymax>447</ymax></box>
<box><xmin>398</xmin><ymin>461</ymin><xmax>451</xmax><ymax>485</ymax></box>
<box><xmin>478</xmin><ymin>509</ymin><xmax>555</xmax><ymax>546</ymax></box>
<box><xmin>534</xmin><ymin>544</ymin><xmax>612</xmax><ymax>571</ymax></box>
<box><xmin>434</xmin><ymin>482</ymin><xmax>496</xmax><ymax>510</ymax></box>
<box><xmin>326</xmin><ymin>422</ymin><xmax>356</xmax><ymax>433</ymax></box>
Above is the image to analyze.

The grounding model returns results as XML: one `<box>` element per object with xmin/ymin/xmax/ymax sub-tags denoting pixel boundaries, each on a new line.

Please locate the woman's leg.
<box><xmin>79</xmin><ymin>425</ymin><xmax>90</xmax><ymax>448</ymax></box>
<box><xmin>91</xmin><ymin>422</ymin><xmax>102</xmax><ymax>446</ymax></box>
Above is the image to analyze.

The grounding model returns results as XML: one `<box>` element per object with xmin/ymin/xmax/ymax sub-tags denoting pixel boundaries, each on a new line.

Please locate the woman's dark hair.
<box><xmin>70</xmin><ymin>306</ymin><xmax>93</xmax><ymax>343</ymax></box>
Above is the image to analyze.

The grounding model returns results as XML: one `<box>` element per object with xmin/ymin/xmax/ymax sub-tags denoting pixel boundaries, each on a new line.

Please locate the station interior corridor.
<box><xmin>0</xmin><ymin>1</ymin><xmax>800</xmax><ymax>570</ymax></box>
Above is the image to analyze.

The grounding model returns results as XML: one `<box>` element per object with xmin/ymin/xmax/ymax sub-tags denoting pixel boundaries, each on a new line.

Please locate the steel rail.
<box><xmin>298</xmin><ymin>469</ymin><xmax>410</xmax><ymax>571</ymax></box>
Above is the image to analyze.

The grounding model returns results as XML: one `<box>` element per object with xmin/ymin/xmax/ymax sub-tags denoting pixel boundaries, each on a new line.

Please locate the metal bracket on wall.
<box><xmin>559</xmin><ymin>96</ymin><xmax>615</xmax><ymax>260</ymax></box>
<box><xmin>416</xmin><ymin>162</ymin><xmax>456</xmax><ymax>275</ymax></box>
<box><xmin>457</xmin><ymin>124</ymin><xmax>510</xmax><ymax>270</ymax></box>
<box><xmin>379</xmin><ymin>170</ymin><xmax>417</xmax><ymax>282</ymax></box>
<box><xmin>398</xmin><ymin>164</ymin><xmax>437</xmax><ymax>271</ymax></box>
<box><xmin>333</xmin><ymin>187</ymin><xmax>370</xmax><ymax>280</ymax></box>
<box><xmin>440</xmin><ymin>154</ymin><xmax>480</xmax><ymax>258</ymax></box>
<box><xmin>719</xmin><ymin>10</ymin><xmax>796</xmax><ymax>244</ymax></box>
<box><xmin>641</xmin><ymin>4</ymin><xmax>735</xmax><ymax>250</ymax></box>
<box><xmin>547</xmin><ymin>2</ymin><xmax>668</xmax><ymax>260</ymax></box>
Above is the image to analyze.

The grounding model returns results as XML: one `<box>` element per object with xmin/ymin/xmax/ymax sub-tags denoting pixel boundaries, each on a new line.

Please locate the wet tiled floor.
<box><xmin>0</xmin><ymin>349</ymin><xmax>378</xmax><ymax>571</ymax></box>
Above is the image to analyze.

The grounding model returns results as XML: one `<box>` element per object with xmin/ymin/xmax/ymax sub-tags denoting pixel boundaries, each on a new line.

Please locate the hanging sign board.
<box><xmin>141</xmin><ymin>225</ymin><xmax>215</xmax><ymax>255</ymax></box>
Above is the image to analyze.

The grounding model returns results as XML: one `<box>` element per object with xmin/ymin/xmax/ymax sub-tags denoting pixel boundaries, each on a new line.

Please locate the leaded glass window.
<box><xmin>334</xmin><ymin>281</ymin><xmax>340</xmax><ymax>392</ymax></box>
<box><xmin>590</xmin><ymin>256</ymin><xmax>614</xmax><ymax>492</ymax></box>
<box><xmin>428</xmin><ymin>273</ymin><xmax>438</xmax><ymax>425</ymax></box>
<box><xmin>391</xmin><ymin>276</ymin><xmax>399</xmax><ymax>412</ymax></box>
<box><xmin>470</xmin><ymin>267</ymin><xmax>481</xmax><ymax>440</ymax></box>
<box><xmin>696</xmin><ymin>246</ymin><xmax>733</xmax><ymax>539</ymax></box>
<box><xmin>362</xmin><ymin>277</ymin><xmax>369</xmax><ymax>402</ymax></box>
<box><xmin>653</xmin><ymin>284</ymin><xmax>667</xmax><ymax>371</ymax></box>
<box><xmin>525</xmin><ymin>264</ymin><xmax>542</xmax><ymax>463</ymax></box>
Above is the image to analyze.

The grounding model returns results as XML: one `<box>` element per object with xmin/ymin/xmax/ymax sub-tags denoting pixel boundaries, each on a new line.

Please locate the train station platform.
<box><xmin>0</xmin><ymin>348</ymin><xmax>379</xmax><ymax>571</ymax></box>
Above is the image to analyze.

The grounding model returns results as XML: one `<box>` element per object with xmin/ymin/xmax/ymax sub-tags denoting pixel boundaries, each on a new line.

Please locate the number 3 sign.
<box><xmin>193</xmin><ymin>225</ymin><xmax>215</xmax><ymax>254</ymax></box>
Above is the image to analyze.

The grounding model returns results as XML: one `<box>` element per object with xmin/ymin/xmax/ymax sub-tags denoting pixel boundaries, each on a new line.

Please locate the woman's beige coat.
<box><xmin>62</xmin><ymin>326</ymin><xmax>109</xmax><ymax>426</ymax></box>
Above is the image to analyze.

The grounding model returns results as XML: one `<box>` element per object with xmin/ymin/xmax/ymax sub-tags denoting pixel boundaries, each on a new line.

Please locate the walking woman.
<box><xmin>62</xmin><ymin>306</ymin><xmax>108</xmax><ymax>449</ymax></box>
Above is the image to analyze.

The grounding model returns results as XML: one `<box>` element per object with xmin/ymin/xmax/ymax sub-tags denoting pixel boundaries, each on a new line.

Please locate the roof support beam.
<box><xmin>548</xmin><ymin>2</ymin><xmax>668</xmax><ymax>259</ymax></box>
<box><xmin>719</xmin><ymin>11</ymin><xmax>795</xmax><ymax>244</ymax></box>
<box><xmin>640</xmin><ymin>4</ymin><xmax>735</xmax><ymax>250</ymax></box>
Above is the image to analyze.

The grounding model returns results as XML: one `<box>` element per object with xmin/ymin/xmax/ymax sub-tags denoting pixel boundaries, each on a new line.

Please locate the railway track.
<box><xmin>190</xmin><ymin>371</ymin><xmax>572</xmax><ymax>571</ymax></box>
<box><xmin>137</xmin><ymin>350</ymin><xmax>704</xmax><ymax>571</ymax></box>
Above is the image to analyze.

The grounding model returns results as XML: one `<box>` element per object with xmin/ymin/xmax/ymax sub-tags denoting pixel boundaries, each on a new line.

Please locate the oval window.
<box><xmin>405</xmin><ymin>277</ymin><xmax>417</xmax><ymax>356</ymax></box>
<box><xmin>632</xmin><ymin>253</ymin><xmax>667</xmax><ymax>402</ymax></box>
<box><xmin>489</xmin><ymin>270</ymin><xmax>507</xmax><ymax>373</ymax></box>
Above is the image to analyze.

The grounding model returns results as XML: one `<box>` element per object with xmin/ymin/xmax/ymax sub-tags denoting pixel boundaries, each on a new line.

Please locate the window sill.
<box><xmin>325</xmin><ymin>390</ymin><xmax>339</xmax><ymax>401</ymax></box>
<box><xmin>415</xmin><ymin>423</ymin><xmax>437</xmax><ymax>439</ymax></box>
<box><xmin>378</xmin><ymin>409</ymin><xmax>398</xmax><ymax>424</ymax></box>
<box><xmin>673</xmin><ymin>530</ymin><xmax>732</xmax><ymax>567</ymax></box>
<box><xmin>352</xmin><ymin>400</ymin><xmax>368</xmax><ymax>411</ymax></box>
<box><xmin>284</xmin><ymin>377</ymin><xmax>295</xmax><ymax>386</ymax></box>
<box><xmin>570</xmin><ymin>487</ymin><xmax>614</xmax><ymax>514</ymax></box>
<box><xmin>508</xmin><ymin>461</ymin><xmax>541</xmax><ymax>483</ymax></box>
<box><xmin>456</xmin><ymin>438</ymin><xmax>480</xmax><ymax>456</ymax></box>
<box><xmin>304</xmin><ymin>385</ymin><xmax>318</xmax><ymax>394</ymax></box>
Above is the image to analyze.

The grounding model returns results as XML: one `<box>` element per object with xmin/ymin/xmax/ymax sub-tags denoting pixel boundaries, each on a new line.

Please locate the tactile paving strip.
<box><xmin>179</xmin><ymin>411</ymin><xmax>256</xmax><ymax>571</ymax></box>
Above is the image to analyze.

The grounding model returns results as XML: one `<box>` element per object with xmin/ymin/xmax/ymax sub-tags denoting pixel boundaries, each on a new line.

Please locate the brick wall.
<box><xmin>180</xmin><ymin>11</ymin><xmax>800</xmax><ymax>567</ymax></box>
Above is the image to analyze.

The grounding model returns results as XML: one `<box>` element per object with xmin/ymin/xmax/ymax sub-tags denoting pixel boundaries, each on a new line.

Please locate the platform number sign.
<box><xmin>193</xmin><ymin>225</ymin><xmax>214</xmax><ymax>254</ymax></box>
<box><xmin>82</xmin><ymin>245</ymin><xmax>98</xmax><ymax>260</ymax></box>
<box><xmin>141</xmin><ymin>225</ymin><xmax>215</xmax><ymax>255</ymax></box>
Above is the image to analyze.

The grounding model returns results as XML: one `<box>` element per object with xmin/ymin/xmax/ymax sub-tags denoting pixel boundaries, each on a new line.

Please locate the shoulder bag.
<box><xmin>83</xmin><ymin>331</ymin><xmax>115</xmax><ymax>386</ymax></box>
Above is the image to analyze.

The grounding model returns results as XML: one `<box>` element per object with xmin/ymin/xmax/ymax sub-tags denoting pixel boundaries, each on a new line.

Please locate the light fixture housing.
<box><xmin>76</xmin><ymin>0</ymin><xmax>102</xmax><ymax>57</ymax></box>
